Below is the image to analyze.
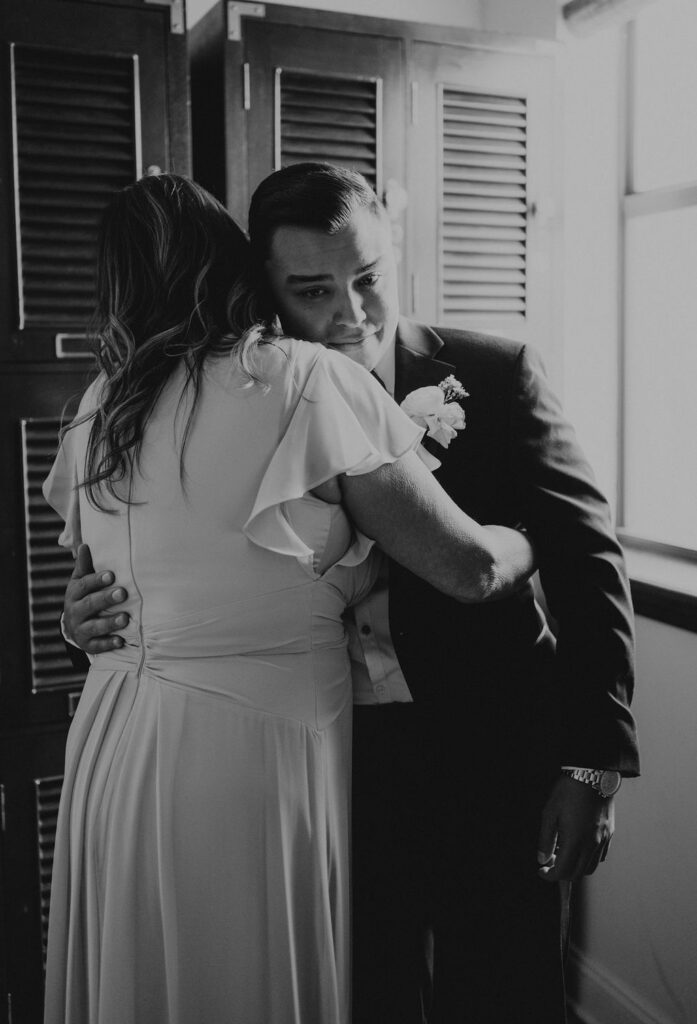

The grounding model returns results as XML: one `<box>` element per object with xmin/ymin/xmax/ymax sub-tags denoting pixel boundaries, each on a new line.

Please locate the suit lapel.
<box><xmin>394</xmin><ymin>317</ymin><xmax>456</xmax><ymax>404</ymax></box>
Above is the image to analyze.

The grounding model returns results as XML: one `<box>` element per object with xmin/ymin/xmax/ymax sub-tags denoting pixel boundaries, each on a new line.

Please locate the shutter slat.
<box><xmin>445</xmin><ymin>253</ymin><xmax>525</xmax><ymax>270</ymax></box>
<box><xmin>278</xmin><ymin>70</ymin><xmax>379</xmax><ymax>187</ymax></box>
<box><xmin>13</xmin><ymin>44</ymin><xmax>138</xmax><ymax>327</ymax></box>
<box><xmin>281</xmin><ymin>108</ymin><xmax>376</xmax><ymax>129</ymax></box>
<box><xmin>444</xmin><ymin>154</ymin><xmax>526</xmax><ymax>173</ymax></box>
<box><xmin>282</xmin><ymin>124</ymin><xmax>376</xmax><ymax>145</ymax></box>
<box><xmin>441</xmin><ymin>88</ymin><xmax>528</xmax><ymax>318</ymax></box>
<box><xmin>446</xmin><ymin>198</ymin><xmax>527</xmax><ymax>215</ymax></box>
<box><xmin>443</xmin><ymin>110</ymin><xmax>526</xmax><ymax>129</ymax></box>
<box><xmin>444</xmin><ymin>224</ymin><xmax>526</xmax><ymax>241</ymax></box>
<box><xmin>444</xmin><ymin>92</ymin><xmax>526</xmax><ymax>113</ymax></box>
<box><xmin>443</xmin><ymin>121</ymin><xmax>525</xmax><ymax>143</ymax></box>
<box><xmin>442</xmin><ymin>181</ymin><xmax>526</xmax><ymax>200</ymax></box>
<box><xmin>444</xmin><ymin>283</ymin><xmax>525</xmax><ymax>297</ymax></box>
<box><xmin>282</xmin><ymin>141</ymin><xmax>377</xmax><ymax>161</ymax></box>
<box><xmin>444</xmin><ymin>269</ymin><xmax>525</xmax><ymax>284</ymax></box>
<box><xmin>443</xmin><ymin>298</ymin><xmax>525</xmax><ymax>313</ymax></box>
<box><xmin>444</xmin><ymin>239</ymin><xmax>526</xmax><ymax>256</ymax></box>
<box><xmin>444</xmin><ymin>140</ymin><xmax>525</xmax><ymax>158</ymax></box>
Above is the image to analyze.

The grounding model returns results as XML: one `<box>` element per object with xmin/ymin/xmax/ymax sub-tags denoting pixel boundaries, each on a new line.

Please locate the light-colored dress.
<box><xmin>42</xmin><ymin>338</ymin><xmax>422</xmax><ymax>1024</ymax></box>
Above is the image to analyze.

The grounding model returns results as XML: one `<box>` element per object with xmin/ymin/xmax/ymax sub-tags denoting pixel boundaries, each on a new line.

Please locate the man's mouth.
<box><xmin>329</xmin><ymin>331</ymin><xmax>379</xmax><ymax>347</ymax></box>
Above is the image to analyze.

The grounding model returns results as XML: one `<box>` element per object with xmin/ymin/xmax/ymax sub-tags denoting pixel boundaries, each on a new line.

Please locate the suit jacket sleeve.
<box><xmin>510</xmin><ymin>344</ymin><xmax>639</xmax><ymax>776</ymax></box>
<box><xmin>64</xmin><ymin>634</ymin><xmax>91</xmax><ymax>673</ymax></box>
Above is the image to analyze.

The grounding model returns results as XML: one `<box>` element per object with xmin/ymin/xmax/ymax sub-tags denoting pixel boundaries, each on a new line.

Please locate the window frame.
<box><xmin>617</xmin><ymin>16</ymin><xmax>697</xmax><ymax>626</ymax></box>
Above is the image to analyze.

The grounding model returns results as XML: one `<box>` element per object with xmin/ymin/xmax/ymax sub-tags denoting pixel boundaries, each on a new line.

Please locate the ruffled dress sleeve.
<box><xmin>42</xmin><ymin>378</ymin><xmax>101</xmax><ymax>554</ymax></box>
<box><xmin>243</xmin><ymin>343</ymin><xmax>424</xmax><ymax>568</ymax></box>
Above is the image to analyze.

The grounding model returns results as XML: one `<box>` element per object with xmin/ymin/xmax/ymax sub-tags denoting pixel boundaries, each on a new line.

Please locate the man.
<box><xmin>63</xmin><ymin>163</ymin><xmax>638</xmax><ymax>1023</ymax></box>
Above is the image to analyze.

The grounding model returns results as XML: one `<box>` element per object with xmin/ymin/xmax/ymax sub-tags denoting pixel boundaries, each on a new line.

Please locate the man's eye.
<box><xmin>298</xmin><ymin>287</ymin><xmax>327</xmax><ymax>300</ymax></box>
<box><xmin>358</xmin><ymin>273</ymin><xmax>380</xmax><ymax>289</ymax></box>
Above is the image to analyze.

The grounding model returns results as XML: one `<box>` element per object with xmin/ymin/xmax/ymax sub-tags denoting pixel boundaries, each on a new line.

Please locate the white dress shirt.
<box><xmin>347</xmin><ymin>343</ymin><xmax>413</xmax><ymax>705</ymax></box>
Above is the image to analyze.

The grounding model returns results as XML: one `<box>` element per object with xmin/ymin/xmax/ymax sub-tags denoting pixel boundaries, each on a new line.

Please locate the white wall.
<box><xmin>187</xmin><ymin>0</ymin><xmax>558</xmax><ymax>36</ymax></box>
<box><xmin>571</xmin><ymin>617</ymin><xmax>697</xmax><ymax>1024</ymax></box>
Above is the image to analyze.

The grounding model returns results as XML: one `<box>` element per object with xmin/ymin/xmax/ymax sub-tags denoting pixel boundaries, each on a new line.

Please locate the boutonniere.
<box><xmin>400</xmin><ymin>376</ymin><xmax>469</xmax><ymax>469</ymax></box>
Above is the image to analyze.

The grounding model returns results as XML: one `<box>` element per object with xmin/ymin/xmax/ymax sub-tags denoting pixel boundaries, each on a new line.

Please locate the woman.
<box><xmin>43</xmin><ymin>174</ymin><xmax>535</xmax><ymax>1024</ymax></box>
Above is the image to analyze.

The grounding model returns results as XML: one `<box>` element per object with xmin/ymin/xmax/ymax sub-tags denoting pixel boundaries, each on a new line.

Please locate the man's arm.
<box><xmin>509</xmin><ymin>345</ymin><xmax>638</xmax><ymax>880</ymax></box>
<box><xmin>64</xmin><ymin>543</ymin><xmax>129</xmax><ymax>657</ymax></box>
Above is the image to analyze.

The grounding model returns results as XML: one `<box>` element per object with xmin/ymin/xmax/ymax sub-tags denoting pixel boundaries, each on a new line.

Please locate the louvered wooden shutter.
<box><xmin>440</xmin><ymin>88</ymin><xmax>527</xmax><ymax>319</ymax></box>
<box><xmin>21</xmin><ymin>419</ymin><xmax>83</xmax><ymax>693</ymax></box>
<box><xmin>35</xmin><ymin>775</ymin><xmax>63</xmax><ymax>968</ymax></box>
<box><xmin>11</xmin><ymin>44</ymin><xmax>140</xmax><ymax>330</ymax></box>
<box><xmin>276</xmin><ymin>70</ymin><xmax>381</xmax><ymax>191</ymax></box>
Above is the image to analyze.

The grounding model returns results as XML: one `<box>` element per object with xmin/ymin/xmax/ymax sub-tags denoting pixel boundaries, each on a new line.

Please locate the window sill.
<box><xmin>623</xmin><ymin>545</ymin><xmax>697</xmax><ymax>633</ymax></box>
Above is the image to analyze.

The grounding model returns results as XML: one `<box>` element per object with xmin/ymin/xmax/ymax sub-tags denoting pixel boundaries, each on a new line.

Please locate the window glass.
<box><xmin>624</xmin><ymin>206</ymin><xmax>697</xmax><ymax>549</ymax></box>
<box><xmin>633</xmin><ymin>0</ymin><xmax>697</xmax><ymax>192</ymax></box>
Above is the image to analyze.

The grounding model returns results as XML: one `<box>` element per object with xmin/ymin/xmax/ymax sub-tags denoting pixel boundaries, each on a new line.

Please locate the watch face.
<box><xmin>599</xmin><ymin>771</ymin><xmax>621</xmax><ymax>797</ymax></box>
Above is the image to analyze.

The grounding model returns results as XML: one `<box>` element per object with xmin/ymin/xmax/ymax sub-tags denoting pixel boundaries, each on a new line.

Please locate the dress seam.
<box><xmin>125</xmin><ymin>495</ymin><xmax>146</xmax><ymax>677</ymax></box>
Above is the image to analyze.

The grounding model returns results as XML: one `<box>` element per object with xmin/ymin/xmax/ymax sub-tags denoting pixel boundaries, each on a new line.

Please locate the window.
<box><xmin>621</xmin><ymin>0</ymin><xmax>697</xmax><ymax>557</ymax></box>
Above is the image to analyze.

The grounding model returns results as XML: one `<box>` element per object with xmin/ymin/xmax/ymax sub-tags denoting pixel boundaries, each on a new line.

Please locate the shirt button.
<box><xmin>360</xmin><ymin>624</ymin><xmax>371</xmax><ymax>635</ymax></box>
<box><xmin>375</xmin><ymin>684</ymin><xmax>387</xmax><ymax>697</ymax></box>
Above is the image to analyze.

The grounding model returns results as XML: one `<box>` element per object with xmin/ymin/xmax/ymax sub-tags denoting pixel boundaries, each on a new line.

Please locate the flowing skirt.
<box><xmin>44</xmin><ymin>665</ymin><xmax>352</xmax><ymax>1024</ymax></box>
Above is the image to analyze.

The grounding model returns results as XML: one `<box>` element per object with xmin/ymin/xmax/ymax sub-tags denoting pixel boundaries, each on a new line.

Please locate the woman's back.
<box><xmin>43</xmin><ymin>337</ymin><xmax>422</xmax><ymax>1024</ymax></box>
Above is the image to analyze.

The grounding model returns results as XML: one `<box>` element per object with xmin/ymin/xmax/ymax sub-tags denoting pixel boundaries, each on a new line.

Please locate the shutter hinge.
<box><xmin>410</xmin><ymin>81</ymin><xmax>419</xmax><ymax>126</ymax></box>
<box><xmin>227</xmin><ymin>2</ymin><xmax>266</xmax><ymax>42</ymax></box>
<box><xmin>144</xmin><ymin>0</ymin><xmax>185</xmax><ymax>35</ymax></box>
<box><xmin>0</xmin><ymin>784</ymin><xmax>6</xmax><ymax>832</ymax></box>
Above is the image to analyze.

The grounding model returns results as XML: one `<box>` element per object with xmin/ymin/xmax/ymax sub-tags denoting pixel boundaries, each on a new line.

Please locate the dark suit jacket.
<box><xmin>389</xmin><ymin>317</ymin><xmax>639</xmax><ymax>780</ymax></box>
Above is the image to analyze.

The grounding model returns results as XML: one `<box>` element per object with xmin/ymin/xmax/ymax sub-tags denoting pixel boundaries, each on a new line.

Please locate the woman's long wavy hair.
<box><xmin>78</xmin><ymin>173</ymin><xmax>269</xmax><ymax>510</ymax></box>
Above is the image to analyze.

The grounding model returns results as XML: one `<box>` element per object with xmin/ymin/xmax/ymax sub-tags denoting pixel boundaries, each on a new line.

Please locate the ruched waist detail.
<box><xmin>90</xmin><ymin>583</ymin><xmax>352</xmax><ymax>729</ymax></box>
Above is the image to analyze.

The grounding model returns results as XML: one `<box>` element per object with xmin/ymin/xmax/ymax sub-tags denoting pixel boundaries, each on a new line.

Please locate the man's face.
<box><xmin>264</xmin><ymin>206</ymin><xmax>400</xmax><ymax>372</ymax></box>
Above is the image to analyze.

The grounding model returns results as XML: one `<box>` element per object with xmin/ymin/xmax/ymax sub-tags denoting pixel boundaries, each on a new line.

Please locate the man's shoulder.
<box><xmin>431</xmin><ymin>325</ymin><xmax>525</xmax><ymax>368</ymax></box>
<box><xmin>397</xmin><ymin>317</ymin><xmax>525</xmax><ymax>370</ymax></box>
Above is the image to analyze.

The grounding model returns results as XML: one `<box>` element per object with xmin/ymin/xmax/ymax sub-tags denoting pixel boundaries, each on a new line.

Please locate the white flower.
<box><xmin>400</xmin><ymin>384</ymin><xmax>467</xmax><ymax>451</ymax></box>
<box><xmin>439</xmin><ymin>375</ymin><xmax>469</xmax><ymax>403</ymax></box>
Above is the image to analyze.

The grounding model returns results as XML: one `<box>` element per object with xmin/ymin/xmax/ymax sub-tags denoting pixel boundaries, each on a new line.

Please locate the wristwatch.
<box><xmin>561</xmin><ymin>767</ymin><xmax>622</xmax><ymax>798</ymax></box>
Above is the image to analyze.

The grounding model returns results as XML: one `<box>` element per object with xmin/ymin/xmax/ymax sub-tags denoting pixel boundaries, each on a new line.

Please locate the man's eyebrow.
<box><xmin>285</xmin><ymin>259</ymin><xmax>381</xmax><ymax>285</ymax></box>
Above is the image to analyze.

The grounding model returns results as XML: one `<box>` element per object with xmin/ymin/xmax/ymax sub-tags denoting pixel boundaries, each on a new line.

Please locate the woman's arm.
<box><xmin>336</xmin><ymin>448</ymin><xmax>535</xmax><ymax>603</ymax></box>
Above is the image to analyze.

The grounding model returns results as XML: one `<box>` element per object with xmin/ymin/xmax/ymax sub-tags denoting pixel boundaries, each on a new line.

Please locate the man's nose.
<box><xmin>334</xmin><ymin>287</ymin><xmax>367</xmax><ymax>327</ymax></box>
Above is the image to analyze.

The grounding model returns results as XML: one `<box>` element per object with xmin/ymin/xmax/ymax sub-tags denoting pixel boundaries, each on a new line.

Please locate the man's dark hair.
<box><xmin>248</xmin><ymin>162</ymin><xmax>384</xmax><ymax>265</ymax></box>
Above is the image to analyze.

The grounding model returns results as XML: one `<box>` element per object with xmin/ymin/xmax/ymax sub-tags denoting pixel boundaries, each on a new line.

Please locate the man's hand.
<box><xmin>537</xmin><ymin>774</ymin><xmax>615</xmax><ymax>882</ymax></box>
<box><xmin>64</xmin><ymin>543</ymin><xmax>129</xmax><ymax>654</ymax></box>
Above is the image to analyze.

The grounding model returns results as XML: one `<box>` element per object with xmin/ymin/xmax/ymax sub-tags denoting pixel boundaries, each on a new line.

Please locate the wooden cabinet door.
<box><xmin>227</xmin><ymin>20</ymin><xmax>408</xmax><ymax>298</ymax></box>
<box><xmin>242</xmin><ymin>21</ymin><xmax>404</xmax><ymax>200</ymax></box>
<box><xmin>407</xmin><ymin>42</ymin><xmax>558</xmax><ymax>370</ymax></box>
<box><xmin>0</xmin><ymin>0</ymin><xmax>189</xmax><ymax>364</ymax></box>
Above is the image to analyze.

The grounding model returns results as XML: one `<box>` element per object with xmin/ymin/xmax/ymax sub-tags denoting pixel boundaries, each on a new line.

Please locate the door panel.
<box><xmin>1</xmin><ymin>1</ymin><xmax>173</xmax><ymax>363</ymax></box>
<box><xmin>0</xmin><ymin>365</ymin><xmax>90</xmax><ymax>730</ymax></box>
<box><xmin>408</xmin><ymin>42</ymin><xmax>557</xmax><ymax>367</ymax></box>
<box><xmin>239</xmin><ymin>21</ymin><xmax>407</xmax><ymax>315</ymax></box>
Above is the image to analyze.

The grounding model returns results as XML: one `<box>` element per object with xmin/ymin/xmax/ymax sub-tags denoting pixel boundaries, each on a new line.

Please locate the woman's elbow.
<box><xmin>452</xmin><ymin>552</ymin><xmax>500</xmax><ymax>604</ymax></box>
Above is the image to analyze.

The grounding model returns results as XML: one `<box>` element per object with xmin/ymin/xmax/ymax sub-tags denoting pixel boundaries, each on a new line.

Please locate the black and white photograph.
<box><xmin>0</xmin><ymin>0</ymin><xmax>694</xmax><ymax>1021</ymax></box>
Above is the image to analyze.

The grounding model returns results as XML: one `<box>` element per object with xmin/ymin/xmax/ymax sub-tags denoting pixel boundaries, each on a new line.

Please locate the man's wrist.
<box><xmin>561</xmin><ymin>766</ymin><xmax>622</xmax><ymax>797</ymax></box>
